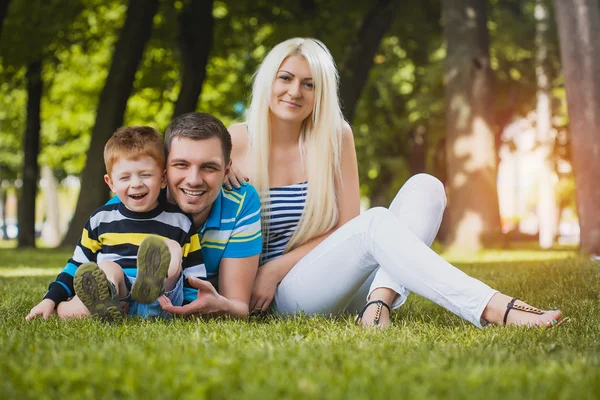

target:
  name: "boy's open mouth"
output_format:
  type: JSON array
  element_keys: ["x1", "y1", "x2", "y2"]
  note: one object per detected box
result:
[{"x1": 129, "y1": 193, "x2": 148, "y2": 200}]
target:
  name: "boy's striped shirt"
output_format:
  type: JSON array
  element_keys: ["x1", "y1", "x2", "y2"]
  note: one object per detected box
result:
[{"x1": 44, "y1": 199, "x2": 203, "y2": 304}]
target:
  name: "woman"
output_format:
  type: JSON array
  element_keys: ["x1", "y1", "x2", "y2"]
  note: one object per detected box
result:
[{"x1": 225, "y1": 37, "x2": 564, "y2": 328}]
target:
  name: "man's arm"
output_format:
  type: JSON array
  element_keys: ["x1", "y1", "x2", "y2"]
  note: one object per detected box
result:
[
  {"x1": 213, "y1": 255, "x2": 259, "y2": 317},
  {"x1": 159, "y1": 185, "x2": 262, "y2": 318}
]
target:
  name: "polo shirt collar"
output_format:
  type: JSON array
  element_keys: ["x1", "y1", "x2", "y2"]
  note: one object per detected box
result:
[{"x1": 202, "y1": 188, "x2": 223, "y2": 232}]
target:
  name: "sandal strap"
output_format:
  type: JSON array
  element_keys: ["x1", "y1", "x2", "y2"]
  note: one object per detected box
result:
[
  {"x1": 356, "y1": 300, "x2": 391, "y2": 326},
  {"x1": 503, "y1": 297, "x2": 544, "y2": 325}
]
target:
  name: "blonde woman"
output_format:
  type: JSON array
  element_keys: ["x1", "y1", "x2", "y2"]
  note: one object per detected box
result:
[{"x1": 223, "y1": 37, "x2": 565, "y2": 328}]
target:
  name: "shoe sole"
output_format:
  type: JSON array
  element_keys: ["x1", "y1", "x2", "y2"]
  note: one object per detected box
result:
[
  {"x1": 74, "y1": 262, "x2": 122, "y2": 321},
  {"x1": 132, "y1": 236, "x2": 170, "y2": 304}
]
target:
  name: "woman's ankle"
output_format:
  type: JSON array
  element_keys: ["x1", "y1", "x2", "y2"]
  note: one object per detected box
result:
[{"x1": 481, "y1": 293, "x2": 511, "y2": 325}]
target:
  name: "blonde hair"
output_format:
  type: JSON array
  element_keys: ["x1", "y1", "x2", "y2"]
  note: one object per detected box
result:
[{"x1": 246, "y1": 38, "x2": 344, "y2": 252}]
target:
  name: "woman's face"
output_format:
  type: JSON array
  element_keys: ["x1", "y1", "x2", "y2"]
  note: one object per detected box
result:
[{"x1": 269, "y1": 55, "x2": 316, "y2": 123}]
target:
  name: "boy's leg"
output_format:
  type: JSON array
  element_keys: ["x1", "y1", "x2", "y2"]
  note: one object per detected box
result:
[
  {"x1": 163, "y1": 239, "x2": 183, "y2": 291},
  {"x1": 74, "y1": 262, "x2": 122, "y2": 321},
  {"x1": 132, "y1": 236, "x2": 171, "y2": 304},
  {"x1": 56, "y1": 295, "x2": 90, "y2": 319}
]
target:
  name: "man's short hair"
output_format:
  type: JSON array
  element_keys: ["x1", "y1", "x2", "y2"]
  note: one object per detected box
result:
[
  {"x1": 164, "y1": 112, "x2": 232, "y2": 163},
  {"x1": 104, "y1": 126, "x2": 165, "y2": 175}
]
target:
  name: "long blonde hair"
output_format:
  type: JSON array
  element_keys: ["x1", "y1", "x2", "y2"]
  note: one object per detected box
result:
[{"x1": 246, "y1": 38, "x2": 344, "y2": 252}]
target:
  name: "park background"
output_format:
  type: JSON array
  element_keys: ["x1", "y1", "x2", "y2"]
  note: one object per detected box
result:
[{"x1": 0, "y1": 0, "x2": 599, "y2": 399}]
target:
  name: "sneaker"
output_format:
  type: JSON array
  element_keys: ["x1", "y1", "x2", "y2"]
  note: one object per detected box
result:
[
  {"x1": 74, "y1": 262, "x2": 122, "y2": 321},
  {"x1": 132, "y1": 236, "x2": 171, "y2": 304}
]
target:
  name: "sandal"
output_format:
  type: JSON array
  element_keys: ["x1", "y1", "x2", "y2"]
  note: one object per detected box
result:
[
  {"x1": 503, "y1": 297, "x2": 569, "y2": 328},
  {"x1": 355, "y1": 300, "x2": 391, "y2": 327}
]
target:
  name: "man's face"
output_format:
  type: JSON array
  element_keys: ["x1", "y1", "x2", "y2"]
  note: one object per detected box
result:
[
  {"x1": 166, "y1": 136, "x2": 230, "y2": 226},
  {"x1": 104, "y1": 156, "x2": 166, "y2": 213}
]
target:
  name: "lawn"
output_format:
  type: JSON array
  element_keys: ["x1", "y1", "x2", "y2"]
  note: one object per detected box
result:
[{"x1": 1, "y1": 246, "x2": 599, "y2": 399}]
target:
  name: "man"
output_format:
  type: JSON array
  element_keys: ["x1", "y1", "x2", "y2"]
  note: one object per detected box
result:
[
  {"x1": 157, "y1": 112, "x2": 261, "y2": 318},
  {"x1": 55, "y1": 112, "x2": 261, "y2": 319}
]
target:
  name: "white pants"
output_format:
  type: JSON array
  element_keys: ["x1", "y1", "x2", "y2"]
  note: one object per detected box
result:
[{"x1": 272, "y1": 174, "x2": 497, "y2": 327}]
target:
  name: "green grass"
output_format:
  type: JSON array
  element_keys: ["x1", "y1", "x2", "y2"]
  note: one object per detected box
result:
[{"x1": 1, "y1": 247, "x2": 599, "y2": 399}]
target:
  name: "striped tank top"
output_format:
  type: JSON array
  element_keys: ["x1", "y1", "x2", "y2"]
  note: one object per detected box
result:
[{"x1": 261, "y1": 182, "x2": 308, "y2": 265}]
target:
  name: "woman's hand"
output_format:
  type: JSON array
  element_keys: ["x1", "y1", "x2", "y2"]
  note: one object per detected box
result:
[
  {"x1": 25, "y1": 299, "x2": 55, "y2": 321},
  {"x1": 224, "y1": 163, "x2": 249, "y2": 190},
  {"x1": 249, "y1": 261, "x2": 282, "y2": 313},
  {"x1": 158, "y1": 277, "x2": 225, "y2": 316}
]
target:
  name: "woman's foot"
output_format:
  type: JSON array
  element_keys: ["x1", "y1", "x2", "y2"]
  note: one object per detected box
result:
[
  {"x1": 482, "y1": 293, "x2": 563, "y2": 327},
  {"x1": 357, "y1": 287, "x2": 397, "y2": 328},
  {"x1": 356, "y1": 300, "x2": 391, "y2": 328}
]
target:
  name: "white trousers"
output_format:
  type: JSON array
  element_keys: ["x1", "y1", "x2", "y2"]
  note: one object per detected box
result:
[{"x1": 272, "y1": 174, "x2": 497, "y2": 327}]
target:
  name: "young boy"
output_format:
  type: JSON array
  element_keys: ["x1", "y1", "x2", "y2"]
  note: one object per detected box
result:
[{"x1": 26, "y1": 126, "x2": 203, "y2": 321}]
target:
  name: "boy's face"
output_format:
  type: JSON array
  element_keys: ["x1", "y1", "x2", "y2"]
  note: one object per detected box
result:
[{"x1": 104, "y1": 155, "x2": 166, "y2": 213}]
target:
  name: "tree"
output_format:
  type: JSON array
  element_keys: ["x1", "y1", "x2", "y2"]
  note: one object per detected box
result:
[
  {"x1": 61, "y1": 0, "x2": 159, "y2": 246},
  {"x1": 172, "y1": 0, "x2": 215, "y2": 118},
  {"x1": 0, "y1": 0, "x2": 11, "y2": 38},
  {"x1": 535, "y1": 0, "x2": 557, "y2": 249},
  {"x1": 554, "y1": 0, "x2": 600, "y2": 256},
  {"x1": 338, "y1": 0, "x2": 400, "y2": 123},
  {"x1": 16, "y1": 60, "x2": 42, "y2": 247},
  {"x1": 442, "y1": 0, "x2": 502, "y2": 252}
]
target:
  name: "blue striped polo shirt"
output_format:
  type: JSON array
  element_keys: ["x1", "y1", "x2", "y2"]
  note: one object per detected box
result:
[{"x1": 182, "y1": 184, "x2": 262, "y2": 302}]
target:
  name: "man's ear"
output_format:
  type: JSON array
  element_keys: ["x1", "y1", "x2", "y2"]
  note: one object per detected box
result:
[
  {"x1": 104, "y1": 174, "x2": 114, "y2": 192},
  {"x1": 224, "y1": 159, "x2": 233, "y2": 177},
  {"x1": 160, "y1": 169, "x2": 167, "y2": 189}
]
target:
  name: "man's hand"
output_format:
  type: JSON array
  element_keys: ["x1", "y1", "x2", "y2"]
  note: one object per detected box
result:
[
  {"x1": 249, "y1": 261, "x2": 281, "y2": 313},
  {"x1": 158, "y1": 277, "x2": 225, "y2": 316},
  {"x1": 25, "y1": 299, "x2": 56, "y2": 321}
]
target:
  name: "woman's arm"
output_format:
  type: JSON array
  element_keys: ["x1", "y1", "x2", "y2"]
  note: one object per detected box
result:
[
  {"x1": 250, "y1": 122, "x2": 361, "y2": 311},
  {"x1": 224, "y1": 123, "x2": 250, "y2": 189}
]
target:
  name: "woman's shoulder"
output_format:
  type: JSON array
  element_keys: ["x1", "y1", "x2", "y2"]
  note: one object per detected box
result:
[
  {"x1": 341, "y1": 120, "x2": 352, "y2": 134},
  {"x1": 341, "y1": 120, "x2": 354, "y2": 142},
  {"x1": 228, "y1": 123, "x2": 248, "y2": 139},
  {"x1": 228, "y1": 122, "x2": 249, "y2": 154}
]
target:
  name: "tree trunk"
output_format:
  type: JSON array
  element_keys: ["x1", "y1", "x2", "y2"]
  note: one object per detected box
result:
[
  {"x1": 535, "y1": 0, "x2": 557, "y2": 249},
  {"x1": 0, "y1": 187, "x2": 7, "y2": 240},
  {"x1": 442, "y1": 0, "x2": 501, "y2": 252},
  {"x1": 172, "y1": 0, "x2": 214, "y2": 119},
  {"x1": 339, "y1": 0, "x2": 400, "y2": 123},
  {"x1": 409, "y1": 124, "x2": 427, "y2": 175},
  {"x1": 41, "y1": 165, "x2": 61, "y2": 247},
  {"x1": 0, "y1": 0, "x2": 12, "y2": 38},
  {"x1": 17, "y1": 60, "x2": 42, "y2": 248},
  {"x1": 61, "y1": 0, "x2": 159, "y2": 246},
  {"x1": 554, "y1": 0, "x2": 600, "y2": 256}
]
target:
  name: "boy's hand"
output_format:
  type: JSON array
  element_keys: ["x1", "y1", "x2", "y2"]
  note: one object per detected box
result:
[{"x1": 26, "y1": 299, "x2": 56, "y2": 321}]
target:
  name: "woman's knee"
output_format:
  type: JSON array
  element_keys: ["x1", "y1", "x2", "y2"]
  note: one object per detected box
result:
[
  {"x1": 361, "y1": 207, "x2": 394, "y2": 224},
  {"x1": 406, "y1": 173, "x2": 447, "y2": 208}
]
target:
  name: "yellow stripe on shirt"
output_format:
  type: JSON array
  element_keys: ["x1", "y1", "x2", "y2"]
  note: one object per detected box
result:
[
  {"x1": 182, "y1": 234, "x2": 202, "y2": 257},
  {"x1": 98, "y1": 232, "x2": 166, "y2": 247},
  {"x1": 81, "y1": 229, "x2": 102, "y2": 253}
]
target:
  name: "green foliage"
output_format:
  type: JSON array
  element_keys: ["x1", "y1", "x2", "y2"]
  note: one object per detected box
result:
[
  {"x1": 0, "y1": 0, "x2": 578, "y2": 212},
  {"x1": 1, "y1": 247, "x2": 599, "y2": 398}
]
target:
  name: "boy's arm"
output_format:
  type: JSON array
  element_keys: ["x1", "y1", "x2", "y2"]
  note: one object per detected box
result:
[{"x1": 43, "y1": 219, "x2": 101, "y2": 305}]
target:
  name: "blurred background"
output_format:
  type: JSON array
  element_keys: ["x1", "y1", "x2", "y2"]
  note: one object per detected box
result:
[{"x1": 1, "y1": 0, "x2": 599, "y2": 255}]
